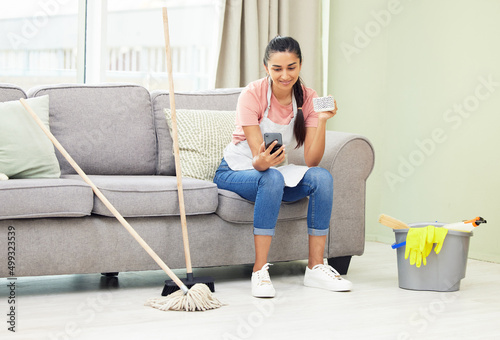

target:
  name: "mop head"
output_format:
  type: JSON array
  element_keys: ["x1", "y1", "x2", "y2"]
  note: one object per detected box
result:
[{"x1": 145, "y1": 283, "x2": 223, "y2": 312}]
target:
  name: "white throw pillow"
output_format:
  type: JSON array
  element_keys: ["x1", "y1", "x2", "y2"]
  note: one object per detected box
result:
[{"x1": 164, "y1": 108, "x2": 236, "y2": 181}]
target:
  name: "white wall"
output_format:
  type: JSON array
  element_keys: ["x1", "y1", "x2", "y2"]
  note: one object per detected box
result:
[{"x1": 327, "y1": 0, "x2": 500, "y2": 262}]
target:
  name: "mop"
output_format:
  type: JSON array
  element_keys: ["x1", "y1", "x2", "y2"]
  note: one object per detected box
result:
[
  {"x1": 159, "y1": 7, "x2": 215, "y2": 296},
  {"x1": 19, "y1": 96, "x2": 221, "y2": 312}
]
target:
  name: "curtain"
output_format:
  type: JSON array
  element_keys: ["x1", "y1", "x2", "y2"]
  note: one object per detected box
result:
[{"x1": 214, "y1": 0, "x2": 323, "y2": 93}]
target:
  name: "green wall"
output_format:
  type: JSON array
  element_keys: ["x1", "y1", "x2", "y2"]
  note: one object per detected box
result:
[{"x1": 327, "y1": 0, "x2": 500, "y2": 262}]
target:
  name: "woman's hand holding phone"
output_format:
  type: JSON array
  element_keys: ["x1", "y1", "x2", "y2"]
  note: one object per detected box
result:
[
  {"x1": 253, "y1": 141, "x2": 285, "y2": 170},
  {"x1": 245, "y1": 129, "x2": 285, "y2": 171},
  {"x1": 264, "y1": 140, "x2": 285, "y2": 164}
]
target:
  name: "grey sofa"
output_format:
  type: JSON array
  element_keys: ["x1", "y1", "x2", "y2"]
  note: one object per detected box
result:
[{"x1": 0, "y1": 83, "x2": 374, "y2": 279}]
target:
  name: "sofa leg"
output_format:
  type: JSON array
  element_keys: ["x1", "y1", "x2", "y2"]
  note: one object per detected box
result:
[
  {"x1": 327, "y1": 256, "x2": 351, "y2": 275},
  {"x1": 101, "y1": 272, "x2": 119, "y2": 277}
]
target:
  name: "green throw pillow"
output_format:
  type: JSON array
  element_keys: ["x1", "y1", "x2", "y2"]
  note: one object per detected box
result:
[
  {"x1": 0, "y1": 95, "x2": 61, "y2": 179},
  {"x1": 164, "y1": 108, "x2": 236, "y2": 181}
]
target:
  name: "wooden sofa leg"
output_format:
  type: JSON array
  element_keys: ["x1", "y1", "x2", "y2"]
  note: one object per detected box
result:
[
  {"x1": 101, "y1": 272, "x2": 119, "y2": 277},
  {"x1": 327, "y1": 256, "x2": 352, "y2": 275}
]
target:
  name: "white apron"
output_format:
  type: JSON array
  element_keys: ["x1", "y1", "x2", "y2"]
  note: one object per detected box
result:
[{"x1": 223, "y1": 78, "x2": 309, "y2": 187}]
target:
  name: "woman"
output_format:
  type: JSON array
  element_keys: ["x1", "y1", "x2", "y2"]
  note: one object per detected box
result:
[{"x1": 214, "y1": 36, "x2": 351, "y2": 298}]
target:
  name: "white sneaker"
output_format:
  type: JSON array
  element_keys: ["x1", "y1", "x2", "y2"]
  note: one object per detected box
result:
[
  {"x1": 304, "y1": 264, "x2": 352, "y2": 292},
  {"x1": 251, "y1": 263, "x2": 276, "y2": 298}
]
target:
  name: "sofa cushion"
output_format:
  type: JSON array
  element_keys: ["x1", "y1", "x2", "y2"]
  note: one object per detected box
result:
[
  {"x1": 164, "y1": 109, "x2": 236, "y2": 181},
  {"x1": 62, "y1": 175, "x2": 218, "y2": 217},
  {"x1": 215, "y1": 189, "x2": 309, "y2": 223},
  {"x1": 28, "y1": 84, "x2": 157, "y2": 176},
  {"x1": 0, "y1": 95, "x2": 61, "y2": 179},
  {"x1": 151, "y1": 88, "x2": 242, "y2": 176},
  {"x1": 0, "y1": 178, "x2": 93, "y2": 219}
]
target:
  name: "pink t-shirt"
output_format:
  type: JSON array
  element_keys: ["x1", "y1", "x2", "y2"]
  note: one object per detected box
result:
[{"x1": 232, "y1": 77, "x2": 319, "y2": 144}]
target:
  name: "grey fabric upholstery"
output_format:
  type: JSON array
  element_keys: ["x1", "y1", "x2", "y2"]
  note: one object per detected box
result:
[
  {"x1": 28, "y1": 84, "x2": 157, "y2": 176},
  {"x1": 0, "y1": 215, "x2": 311, "y2": 276},
  {"x1": 0, "y1": 84, "x2": 26, "y2": 102},
  {"x1": 62, "y1": 175, "x2": 218, "y2": 217},
  {"x1": 0, "y1": 178, "x2": 93, "y2": 219},
  {"x1": 150, "y1": 88, "x2": 242, "y2": 176}
]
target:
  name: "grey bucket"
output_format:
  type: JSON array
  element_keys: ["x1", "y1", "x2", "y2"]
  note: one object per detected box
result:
[{"x1": 393, "y1": 222, "x2": 472, "y2": 292}]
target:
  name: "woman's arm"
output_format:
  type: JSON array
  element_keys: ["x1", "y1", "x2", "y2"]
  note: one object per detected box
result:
[
  {"x1": 243, "y1": 125, "x2": 286, "y2": 171},
  {"x1": 303, "y1": 100, "x2": 338, "y2": 167}
]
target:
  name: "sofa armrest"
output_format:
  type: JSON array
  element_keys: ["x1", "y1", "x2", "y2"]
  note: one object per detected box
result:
[{"x1": 288, "y1": 131, "x2": 375, "y2": 257}]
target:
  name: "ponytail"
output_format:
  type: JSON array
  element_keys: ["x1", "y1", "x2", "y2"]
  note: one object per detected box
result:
[{"x1": 293, "y1": 77, "x2": 306, "y2": 148}]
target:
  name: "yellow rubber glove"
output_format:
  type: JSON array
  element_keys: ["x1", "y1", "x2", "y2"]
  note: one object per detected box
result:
[
  {"x1": 423, "y1": 225, "x2": 436, "y2": 261},
  {"x1": 422, "y1": 226, "x2": 449, "y2": 264},
  {"x1": 431, "y1": 227, "x2": 448, "y2": 254},
  {"x1": 405, "y1": 227, "x2": 428, "y2": 268}
]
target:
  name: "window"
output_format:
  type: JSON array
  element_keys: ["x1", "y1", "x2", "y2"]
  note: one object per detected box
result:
[
  {"x1": 105, "y1": 0, "x2": 219, "y2": 91},
  {"x1": 0, "y1": 0, "x2": 81, "y2": 90},
  {"x1": 0, "y1": 0, "x2": 220, "y2": 91}
]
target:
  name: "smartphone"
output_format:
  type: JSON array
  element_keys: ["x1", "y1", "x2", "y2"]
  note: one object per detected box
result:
[{"x1": 264, "y1": 132, "x2": 283, "y2": 156}]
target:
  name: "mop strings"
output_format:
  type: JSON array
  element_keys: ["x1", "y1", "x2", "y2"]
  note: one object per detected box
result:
[{"x1": 145, "y1": 283, "x2": 223, "y2": 311}]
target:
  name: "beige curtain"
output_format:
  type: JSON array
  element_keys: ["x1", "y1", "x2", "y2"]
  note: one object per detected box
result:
[{"x1": 214, "y1": 0, "x2": 323, "y2": 93}]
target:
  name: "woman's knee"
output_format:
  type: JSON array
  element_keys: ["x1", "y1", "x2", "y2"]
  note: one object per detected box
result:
[
  {"x1": 259, "y1": 169, "x2": 285, "y2": 188},
  {"x1": 306, "y1": 167, "x2": 333, "y2": 189}
]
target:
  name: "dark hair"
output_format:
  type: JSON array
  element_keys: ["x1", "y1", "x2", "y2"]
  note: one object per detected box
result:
[{"x1": 263, "y1": 36, "x2": 306, "y2": 148}]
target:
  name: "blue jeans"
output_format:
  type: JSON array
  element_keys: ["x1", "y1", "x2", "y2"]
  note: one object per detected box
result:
[{"x1": 213, "y1": 159, "x2": 333, "y2": 236}]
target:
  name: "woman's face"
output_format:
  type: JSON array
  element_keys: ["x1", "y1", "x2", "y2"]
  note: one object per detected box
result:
[{"x1": 264, "y1": 51, "x2": 302, "y2": 94}]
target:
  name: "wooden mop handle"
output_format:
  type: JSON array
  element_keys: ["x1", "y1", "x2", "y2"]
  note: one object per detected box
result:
[
  {"x1": 19, "y1": 98, "x2": 187, "y2": 292},
  {"x1": 162, "y1": 7, "x2": 193, "y2": 274}
]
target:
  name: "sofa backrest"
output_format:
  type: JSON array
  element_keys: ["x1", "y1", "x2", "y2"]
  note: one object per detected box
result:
[
  {"x1": 151, "y1": 88, "x2": 242, "y2": 175},
  {"x1": 29, "y1": 84, "x2": 157, "y2": 175},
  {"x1": 2, "y1": 83, "x2": 242, "y2": 177},
  {"x1": 0, "y1": 84, "x2": 27, "y2": 102}
]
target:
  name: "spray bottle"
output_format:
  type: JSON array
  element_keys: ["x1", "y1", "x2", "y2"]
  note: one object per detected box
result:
[{"x1": 443, "y1": 217, "x2": 487, "y2": 232}]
